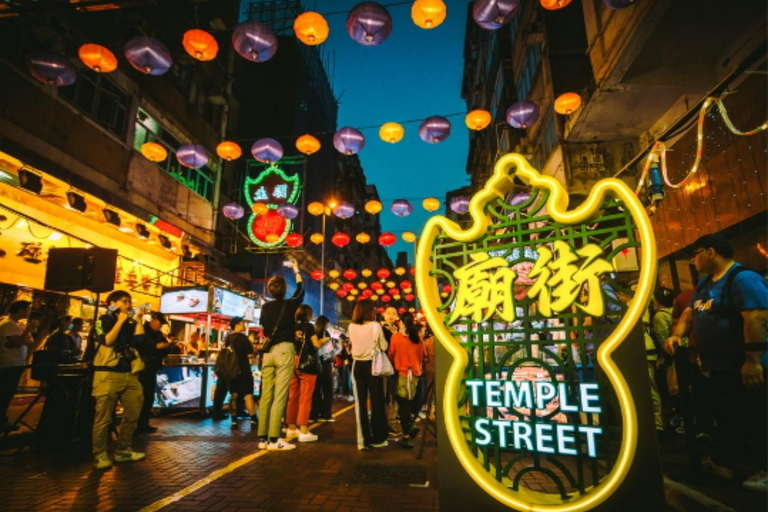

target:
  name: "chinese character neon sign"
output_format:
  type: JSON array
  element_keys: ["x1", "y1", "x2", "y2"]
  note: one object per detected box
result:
[
  {"x1": 416, "y1": 153, "x2": 656, "y2": 511},
  {"x1": 243, "y1": 165, "x2": 301, "y2": 248}
]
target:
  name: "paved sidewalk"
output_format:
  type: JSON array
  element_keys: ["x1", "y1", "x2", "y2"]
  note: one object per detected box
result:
[{"x1": 0, "y1": 400, "x2": 439, "y2": 512}]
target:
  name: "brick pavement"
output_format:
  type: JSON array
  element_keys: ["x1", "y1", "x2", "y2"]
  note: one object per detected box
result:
[{"x1": 0, "y1": 400, "x2": 440, "y2": 512}]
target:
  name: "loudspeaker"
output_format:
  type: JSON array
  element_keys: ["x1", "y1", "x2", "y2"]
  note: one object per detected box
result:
[{"x1": 44, "y1": 248, "x2": 117, "y2": 292}]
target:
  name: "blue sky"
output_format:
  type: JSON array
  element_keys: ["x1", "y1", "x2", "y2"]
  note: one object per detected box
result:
[{"x1": 320, "y1": 0, "x2": 471, "y2": 263}]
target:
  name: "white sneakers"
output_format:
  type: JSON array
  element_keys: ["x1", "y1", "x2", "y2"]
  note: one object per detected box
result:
[
  {"x1": 298, "y1": 432, "x2": 318, "y2": 443},
  {"x1": 267, "y1": 438, "x2": 296, "y2": 451},
  {"x1": 742, "y1": 470, "x2": 768, "y2": 492},
  {"x1": 285, "y1": 427, "x2": 301, "y2": 438},
  {"x1": 93, "y1": 452, "x2": 112, "y2": 470},
  {"x1": 114, "y1": 449, "x2": 146, "y2": 463}
]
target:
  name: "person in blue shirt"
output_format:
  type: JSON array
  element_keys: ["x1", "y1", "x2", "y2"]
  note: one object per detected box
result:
[{"x1": 665, "y1": 234, "x2": 767, "y2": 491}]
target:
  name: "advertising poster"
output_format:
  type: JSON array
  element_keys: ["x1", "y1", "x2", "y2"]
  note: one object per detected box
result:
[{"x1": 159, "y1": 288, "x2": 209, "y2": 314}]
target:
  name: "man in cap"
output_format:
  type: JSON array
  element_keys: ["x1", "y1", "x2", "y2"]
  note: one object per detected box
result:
[{"x1": 137, "y1": 311, "x2": 170, "y2": 433}]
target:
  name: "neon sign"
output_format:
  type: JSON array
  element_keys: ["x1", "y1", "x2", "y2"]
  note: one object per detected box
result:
[
  {"x1": 416, "y1": 154, "x2": 656, "y2": 511},
  {"x1": 243, "y1": 165, "x2": 301, "y2": 248}
]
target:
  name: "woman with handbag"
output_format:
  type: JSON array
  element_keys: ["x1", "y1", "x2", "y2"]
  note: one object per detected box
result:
[
  {"x1": 285, "y1": 305, "x2": 324, "y2": 442},
  {"x1": 349, "y1": 300, "x2": 389, "y2": 450},
  {"x1": 387, "y1": 312, "x2": 425, "y2": 449}
]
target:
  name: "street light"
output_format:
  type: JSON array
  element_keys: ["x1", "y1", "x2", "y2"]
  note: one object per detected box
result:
[{"x1": 320, "y1": 199, "x2": 337, "y2": 316}]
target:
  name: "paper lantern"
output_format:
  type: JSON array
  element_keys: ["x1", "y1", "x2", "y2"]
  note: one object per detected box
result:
[
  {"x1": 294, "y1": 11, "x2": 329, "y2": 45},
  {"x1": 336, "y1": 290, "x2": 348, "y2": 298},
  {"x1": 465, "y1": 109, "x2": 492, "y2": 130},
  {"x1": 277, "y1": 204, "x2": 299, "y2": 219},
  {"x1": 343, "y1": 269, "x2": 357, "y2": 280},
  {"x1": 365, "y1": 200, "x2": 382, "y2": 214},
  {"x1": 333, "y1": 201, "x2": 355, "y2": 219},
  {"x1": 310, "y1": 233, "x2": 324, "y2": 244},
  {"x1": 362, "y1": 289, "x2": 373, "y2": 298},
  {"x1": 398, "y1": 307, "x2": 407, "y2": 315},
  {"x1": 402, "y1": 232, "x2": 416, "y2": 243},
  {"x1": 348, "y1": 295, "x2": 357, "y2": 301},
  {"x1": 251, "y1": 138, "x2": 283, "y2": 163},
  {"x1": 251, "y1": 202, "x2": 269, "y2": 215},
  {"x1": 140, "y1": 142, "x2": 167, "y2": 162},
  {"x1": 377, "y1": 268, "x2": 390, "y2": 280},
  {"x1": 183, "y1": 29, "x2": 219, "y2": 61},
  {"x1": 78, "y1": 44, "x2": 117, "y2": 73},
  {"x1": 371, "y1": 281, "x2": 383, "y2": 290},
  {"x1": 422, "y1": 197, "x2": 440, "y2": 212},
  {"x1": 342, "y1": 282, "x2": 355, "y2": 292},
  {"x1": 332, "y1": 232, "x2": 351, "y2": 247},
  {"x1": 265, "y1": 233, "x2": 280, "y2": 243},
  {"x1": 389, "y1": 288, "x2": 400, "y2": 296},
  {"x1": 395, "y1": 267, "x2": 406, "y2": 276},
  {"x1": 124, "y1": 36, "x2": 172, "y2": 75},
  {"x1": 286, "y1": 233, "x2": 303, "y2": 247},
  {"x1": 222, "y1": 202, "x2": 245, "y2": 220},
  {"x1": 472, "y1": 0, "x2": 520, "y2": 29},
  {"x1": 177, "y1": 144, "x2": 209, "y2": 169},
  {"x1": 232, "y1": 21, "x2": 278, "y2": 62},
  {"x1": 346, "y1": 2, "x2": 392, "y2": 46},
  {"x1": 379, "y1": 232, "x2": 396, "y2": 247},
  {"x1": 540, "y1": 0, "x2": 573, "y2": 10},
  {"x1": 308, "y1": 202, "x2": 325, "y2": 216},
  {"x1": 216, "y1": 141, "x2": 242, "y2": 161},
  {"x1": 554, "y1": 92, "x2": 582, "y2": 115},
  {"x1": 328, "y1": 269, "x2": 340, "y2": 279},
  {"x1": 391, "y1": 200, "x2": 413, "y2": 217},
  {"x1": 410, "y1": 267, "x2": 416, "y2": 276},
  {"x1": 507, "y1": 101, "x2": 540, "y2": 129},
  {"x1": 411, "y1": 0, "x2": 447, "y2": 29},
  {"x1": 450, "y1": 196, "x2": 470, "y2": 214},
  {"x1": 381, "y1": 295, "x2": 391, "y2": 303},
  {"x1": 602, "y1": 0, "x2": 636, "y2": 8},
  {"x1": 385, "y1": 281, "x2": 396, "y2": 289},
  {"x1": 378, "y1": 122, "x2": 404, "y2": 144},
  {"x1": 26, "y1": 53, "x2": 77, "y2": 86},
  {"x1": 419, "y1": 116, "x2": 451, "y2": 143},
  {"x1": 442, "y1": 284, "x2": 452, "y2": 293},
  {"x1": 296, "y1": 134, "x2": 321, "y2": 155},
  {"x1": 400, "y1": 280, "x2": 412, "y2": 290},
  {"x1": 356, "y1": 232, "x2": 371, "y2": 244},
  {"x1": 329, "y1": 282, "x2": 340, "y2": 291},
  {"x1": 358, "y1": 282, "x2": 368, "y2": 289},
  {"x1": 333, "y1": 127, "x2": 365, "y2": 155},
  {"x1": 359, "y1": 269, "x2": 371, "y2": 278},
  {"x1": 405, "y1": 294, "x2": 415, "y2": 302},
  {"x1": 311, "y1": 270, "x2": 324, "y2": 280}
]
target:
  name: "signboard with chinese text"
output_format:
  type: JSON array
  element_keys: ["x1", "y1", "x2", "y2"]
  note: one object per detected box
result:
[
  {"x1": 416, "y1": 154, "x2": 664, "y2": 511},
  {"x1": 244, "y1": 165, "x2": 301, "y2": 248}
]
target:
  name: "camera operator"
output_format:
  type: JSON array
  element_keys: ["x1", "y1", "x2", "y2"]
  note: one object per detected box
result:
[{"x1": 91, "y1": 290, "x2": 146, "y2": 470}]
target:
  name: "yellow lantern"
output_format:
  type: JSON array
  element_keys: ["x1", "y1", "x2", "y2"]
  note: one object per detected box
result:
[
  {"x1": 308, "y1": 202, "x2": 325, "y2": 216},
  {"x1": 408, "y1": 307, "x2": 416, "y2": 313},
  {"x1": 310, "y1": 233, "x2": 324, "y2": 244},
  {"x1": 376, "y1": 289, "x2": 385, "y2": 295},
  {"x1": 182, "y1": 29, "x2": 219, "y2": 61},
  {"x1": 346, "y1": 295, "x2": 355, "y2": 302},
  {"x1": 265, "y1": 233, "x2": 280, "y2": 243},
  {"x1": 293, "y1": 12, "x2": 329, "y2": 46},
  {"x1": 141, "y1": 142, "x2": 167, "y2": 162},
  {"x1": 328, "y1": 269, "x2": 340, "y2": 279},
  {"x1": 361, "y1": 268, "x2": 372, "y2": 277},
  {"x1": 251, "y1": 202, "x2": 269, "y2": 215},
  {"x1": 358, "y1": 282, "x2": 368, "y2": 289},
  {"x1": 356, "y1": 232, "x2": 371, "y2": 244},
  {"x1": 393, "y1": 294, "x2": 401, "y2": 300},
  {"x1": 370, "y1": 295, "x2": 378, "y2": 302},
  {"x1": 386, "y1": 281, "x2": 395, "y2": 288},
  {"x1": 422, "y1": 197, "x2": 440, "y2": 212},
  {"x1": 554, "y1": 92, "x2": 582, "y2": 115},
  {"x1": 78, "y1": 44, "x2": 118, "y2": 73},
  {"x1": 350, "y1": 289, "x2": 359, "y2": 296},
  {"x1": 402, "y1": 231, "x2": 416, "y2": 243},
  {"x1": 378, "y1": 122, "x2": 405, "y2": 144},
  {"x1": 465, "y1": 109, "x2": 492, "y2": 130},
  {"x1": 329, "y1": 282, "x2": 340, "y2": 290},
  {"x1": 216, "y1": 141, "x2": 242, "y2": 161},
  {"x1": 364, "y1": 200, "x2": 382, "y2": 214},
  {"x1": 296, "y1": 134, "x2": 321, "y2": 155},
  {"x1": 411, "y1": 0, "x2": 447, "y2": 29},
  {"x1": 395, "y1": 267, "x2": 406, "y2": 276}
]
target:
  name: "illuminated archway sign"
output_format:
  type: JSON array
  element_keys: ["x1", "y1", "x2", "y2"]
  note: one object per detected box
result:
[
  {"x1": 416, "y1": 154, "x2": 657, "y2": 511},
  {"x1": 244, "y1": 165, "x2": 301, "y2": 247}
]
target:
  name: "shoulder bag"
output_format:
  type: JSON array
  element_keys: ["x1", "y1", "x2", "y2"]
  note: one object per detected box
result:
[
  {"x1": 255, "y1": 301, "x2": 287, "y2": 354},
  {"x1": 372, "y1": 326, "x2": 394, "y2": 377},
  {"x1": 297, "y1": 328, "x2": 321, "y2": 375}
]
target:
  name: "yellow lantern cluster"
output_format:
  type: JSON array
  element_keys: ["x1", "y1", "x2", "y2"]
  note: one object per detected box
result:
[
  {"x1": 296, "y1": 134, "x2": 321, "y2": 155},
  {"x1": 216, "y1": 141, "x2": 242, "y2": 161},
  {"x1": 422, "y1": 197, "x2": 440, "y2": 212},
  {"x1": 182, "y1": 29, "x2": 219, "y2": 61},
  {"x1": 356, "y1": 232, "x2": 371, "y2": 244},
  {"x1": 293, "y1": 12, "x2": 329, "y2": 46},
  {"x1": 411, "y1": 0, "x2": 447, "y2": 29},
  {"x1": 465, "y1": 109, "x2": 492, "y2": 130},
  {"x1": 328, "y1": 269, "x2": 340, "y2": 279},
  {"x1": 402, "y1": 232, "x2": 416, "y2": 243},
  {"x1": 307, "y1": 202, "x2": 325, "y2": 216},
  {"x1": 379, "y1": 122, "x2": 405, "y2": 144},
  {"x1": 140, "y1": 142, "x2": 167, "y2": 162},
  {"x1": 365, "y1": 200, "x2": 382, "y2": 214},
  {"x1": 310, "y1": 233, "x2": 324, "y2": 244},
  {"x1": 554, "y1": 92, "x2": 582, "y2": 115}
]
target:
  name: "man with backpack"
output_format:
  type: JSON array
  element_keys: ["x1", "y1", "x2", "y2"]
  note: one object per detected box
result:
[
  {"x1": 665, "y1": 233, "x2": 768, "y2": 490},
  {"x1": 216, "y1": 317, "x2": 257, "y2": 431}
]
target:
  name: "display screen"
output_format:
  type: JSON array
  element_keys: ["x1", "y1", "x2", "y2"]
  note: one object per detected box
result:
[
  {"x1": 154, "y1": 365, "x2": 262, "y2": 408},
  {"x1": 159, "y1": 288, "x2": 210, "y2": 314},
  {"x1": 212, "y1": 287, "x2": 256, "y2": 321}
]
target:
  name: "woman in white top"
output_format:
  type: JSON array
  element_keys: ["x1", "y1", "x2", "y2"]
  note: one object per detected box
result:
[{"x1": 348, "y1": 300, "x2": 388, "y2": 450}]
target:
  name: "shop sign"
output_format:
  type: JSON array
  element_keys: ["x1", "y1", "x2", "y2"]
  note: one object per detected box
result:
[{"x1": 416, "y1": 154, "x2": 656, "y2": 510}]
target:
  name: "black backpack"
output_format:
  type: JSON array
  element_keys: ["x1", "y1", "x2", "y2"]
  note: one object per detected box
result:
[{"x1": 215, "y1": 337, "x2": 241, "y2": 382}]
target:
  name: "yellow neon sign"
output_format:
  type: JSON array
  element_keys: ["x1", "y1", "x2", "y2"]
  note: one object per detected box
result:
[{"x1": 416, "y1": 153, "x2": 656, "y2": 511}]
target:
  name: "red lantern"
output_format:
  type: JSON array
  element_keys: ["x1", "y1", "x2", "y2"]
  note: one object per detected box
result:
[
  {"x1": 361, "y1": 289, "x2": 373, "y2": 298},
  {"x1": 442, "y1": 284, "x2": 452, "y2": 293},
  {"x1": 342, "y1": 282, "x2": 355, "y2": 292},
  {"x1": 405, "y1": 294, "x2": 415, "y2": 301},
  {"x1": 381, "y1": 295, "x2": 391, "y2": 303},
  {"x1": 343, "y1": 269, "x2": 357, "y2": 280},
  {"x1": 332, "y1": 232, "x2": 351, "y2": 247},
  {"x1": 376, "y1": 307, "x2": 385, "y2": 314},
  {"x1": 398, "y1": 308, "x2": 407, "y2": 315},
  {"x1": 370, "y1": 281, "x2": 383, "y2": 291},
  {"x1": 336, "y1": 290, "x2": 347, "y2": 298},
  {"x1": 409, "y1": 267, "x2": 416, "y2": 276},
  {"x1": 311, "y1": 270, "x2": 324, "y2": 280},
  {"x1": 388, "y1": 288, "x2": 399, "y2": 296},
  {"x1": 399, "y1": 280, "x2": 412, "y2": 290},
  {"x1": 377, "y1": 268, "x2": 391, "y2": 280},
  {"x1": 286, "y1": 233, "x2": 303, "y2": 248},
  {"x1": 379, "y1": 232, "x2": 396, "y2": 247}
]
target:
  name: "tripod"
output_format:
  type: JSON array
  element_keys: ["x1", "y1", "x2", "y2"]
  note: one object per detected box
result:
[{"x1": 415, "y1": 378, "x2": 437, "y2": 460}]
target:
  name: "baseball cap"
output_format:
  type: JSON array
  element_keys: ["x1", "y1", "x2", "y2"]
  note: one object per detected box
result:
[
  {"x1": 151, "y1": 312, "x2": 168, "y2": 325},
  {"x1": 690, "y1": 233, "x2": 733, "y2": 258}
]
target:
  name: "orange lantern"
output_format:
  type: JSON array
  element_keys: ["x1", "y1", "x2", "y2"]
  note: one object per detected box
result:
[
  {"x1": 465, "y1": 109, "x2": 492, "y2": 130},
  {"x1": 310, "y1": 233, "x2": 324, "y2": 244},
  {"x1": 411, "y1": 0, "x2": 447, "y2": 29},
  {"x1": 365, "y1": 200, "x2": 383, "y2": 214},
  {"x1": 311, "y1": 270, "x2": 324, "y2": 280},
  {"x1": 286, "y1": 233, "x2": 303, "y2": 247},
  {"x1": 296, "y1": 134, "x2": 321, "y2": 155},
  {"x1": 540, "y1": 0, "x2": 572, "y2": 9},
  {"x1": 332, "y1": 232, "x2": 350, "y2": 247},
  {"x1": 361, "y1": 268, "x2": 372, "y2": 277},
  {"x1": 554, "y1": 92, "x2": 582, "y2": 115},
  {"x1": 216, "y1": 141, "x2": 242, "y2": 161},
  {"x1": 328, "y1": 269, "x2": 340, "y2": 279},
  {"x1": 378, "y1": 122, "x2": 404, "y2": 144},
  {"x1": 356, "y1": 232, "x2": 371, "y2": 244},
  {"x1": 402, "y1": 231, "x2": 416, "y2": 243},
  {"x1": 251, "y1": 202, "x2": 269, "y2": 215},
  {"x1": 308, "y1": 202, "x2": 325, "y2": 216},
  {"x1": 141, "y1": 142, "x2": 167, "y2": 162},
  {"x1": 265, "y1": 233, "x2": 280, "y2": 243},
  {"x1": 422, "y1": 197, "x2": 440, "y2": 212},
  {"x1": 183, "y1": 29, "x2": 219, "y2": 61},
  {"x1": 293, "y1": 12, "x2": 329, "y2": 46},
  {"x1": 78, "y1": 44, "x2": 118, "y2": 73}
]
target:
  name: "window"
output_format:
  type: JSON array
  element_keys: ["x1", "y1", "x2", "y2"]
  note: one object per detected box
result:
[
  {"x1": 532, "y1": 105, "x2": 557, "y2": 169},
  {"x1": 515, "y1": 45, "x2": 542, "y2": 101},
  {"x1": 58, "y1": 68, "x2": 129, "y2": 138},
  {"x1": 133, "y1": 108, "x2": 217, "y2": 202}
]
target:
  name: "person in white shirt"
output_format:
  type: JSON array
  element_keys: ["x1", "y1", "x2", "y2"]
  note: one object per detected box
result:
[{"x1": 0, "y1": 300, "x2": 37, "y2": 432}]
